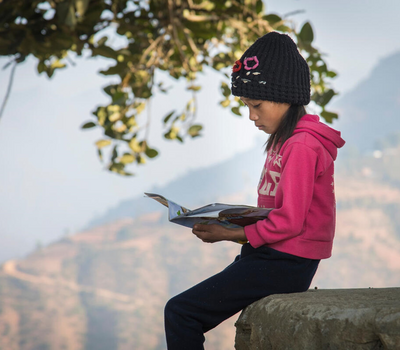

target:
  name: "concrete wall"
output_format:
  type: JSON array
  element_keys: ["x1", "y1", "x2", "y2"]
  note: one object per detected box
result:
[{"x1": 235, "y1": 288, "x2": 400, "y2": 350}]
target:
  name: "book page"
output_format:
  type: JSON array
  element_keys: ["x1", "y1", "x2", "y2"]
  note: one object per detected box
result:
[
  {"x1": 170, "y1": 216, "x2": 242, "y2": 229},
  {"x1": 167, "y1": 200, "x2": 187, "y2": 221},
  {"x1": 144, "y1": 192, "x2": 272, "y2": 229},
  {"x1": 144, "y1": 192, "x2": 190, "y2": 217}
]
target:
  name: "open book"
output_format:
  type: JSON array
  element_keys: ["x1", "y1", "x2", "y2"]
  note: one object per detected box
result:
[{"x1": 144, "y1": 193, "x2": 272, "y2": 229}]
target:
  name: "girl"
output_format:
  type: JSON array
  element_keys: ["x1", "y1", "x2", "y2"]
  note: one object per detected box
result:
[{"x1": 164, "y1": 31, "x2": 345, "y2": 349}]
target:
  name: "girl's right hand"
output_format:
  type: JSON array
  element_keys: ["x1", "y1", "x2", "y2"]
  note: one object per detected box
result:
[{"x1": 192, "y1": 224, "x2": 247, "y2": 243}]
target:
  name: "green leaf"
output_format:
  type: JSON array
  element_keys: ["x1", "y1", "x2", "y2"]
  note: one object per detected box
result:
[
  {"x1": 97, "y1": 36, "x2": 108, "y2": 46},
  {"x1": 81, "y1": 122, "x2": 97, "y2": 129},
  {"x1": 120, "y1": 153, "x2": 135, "y2": 164},
  {"x1": 119, "y1": 170, "x2": 134, "y2": 176},
  {"x1": 103, "y1": 85, "x2": 118, "y2": 97},
  {"x1": 299, "y1": 22, "x2": 314, "y2": 45},
  {"x1": 187, "y1": 85, "x2": 201, "y2": 91},
  {"x1": 109, "y1": 112, "x2": 121, "y2": 122},
  {"x1": 45, "y1": 67, "x2": 55, "y2": 78},
  {"x1": 126, "y1": 116, "x2": 137, "y2": 128},
  {"x1": 276, "y1": 24, "x2": 290, "y2": 33},
  {"x1": 136, "y1": 102, "x2": 146, "y2": 114},
  {"x1": 220, "y1": 82, "x2": 231, "y2": 97},
  {"x1": 237, "y1": 99, "x2": 245, "y2": 106},
  {"x1": 91, "y1": 45, "x2": 117, "y2": 60},
  {"x1": 95, "y1": 139, "x2": 112, "y2": 149},
  {"x1": 326, "y1": 71, "x2": 337, "y2": 78},
  {"x1": 145, "y1": 147, "x2": 159, "y2": 158},
  {"x1": 255, "y1": 0, "x2": 264, "y2": 13},
  {"x1": 202, "y1": 1, "x2": 215, "y2": 11},
  {"x1": 128, "y1": 138, "x2": 142, "y2": 153},
  {"x1": 109, "y1": 162, "x2": 124, "y2": 172},
  {"x1": 95, "y1": 107, "x2": 107, "y2": 126},
  {"x1": 112, "y1": 91, "x2": 127, "y2": 105},
  {"x1": 37, "y1": 61, "x2": 45, "y2": 74},
  {"x1": 231, "y1": 106, "x2": 241, "y2": 116},
  {"x1": 186, "y1": 98, "x2": 195, "y2": 112},
  {"x1": 164, "y1": 131, "x2": 173, "y2": 140},
  {"x1": 97, "y1": 148, "x2": 103, "y2": 162},
  {"x1": 111, "y1": 145, "x2": 118, "y2": 161},
  {"x1": 136, "y1": 155, "x2": 146, "y2": 164},
  {"x1": 188, "y1": 124, "x2": 203, "y2": 137},
  {"x1": 104, "y1": 128, "x2": 120, "y2": 139},
  {"x1": 99, "y1": 64, "x2": 122, "y2": 76},
  {"x1": 320, "y1": 110, "x2": 338, "y2": 124},
  {"x1": 163, "y1": 110, "x2": 175, "y2": 124},
  {"x1": 214, "y1": 62, "x2": 226, "y2": 70},
  {"x1": 64, "y1": 3, "x2": 77, "y2": 28},
  {"x1": 56, "y1": 2, "x2": 74, "y2": 26},
  {"x1": 75, "y1": 0, "x2": 90, "y2": 17},
  {"x1": 264, "y1": 14, "x2": 282, "y2": 25},
  {"x1": 315, "y1": 63, "x2": 328, "y2": 74},
  {"x1": 220, "y1": 99, "x2": 230, "y2": 108},
  {"x1": 312, "y1": 89, "x2": 337, "y2": 107},
  {"x1": 319, "y1": 89, "x2": 336, "y2": 106}
]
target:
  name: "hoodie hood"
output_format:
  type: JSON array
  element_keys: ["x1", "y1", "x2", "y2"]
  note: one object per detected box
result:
[{"x1": 292, "y1": 114, "x2": 345, "y2": 160}]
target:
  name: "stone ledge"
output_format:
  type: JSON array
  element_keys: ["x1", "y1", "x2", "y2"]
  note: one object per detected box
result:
[{"x1": 235, "y1": 288, "x2": 400, "y2": 350}]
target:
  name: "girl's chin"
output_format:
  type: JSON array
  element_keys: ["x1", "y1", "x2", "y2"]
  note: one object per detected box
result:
[{"x1": 258, "y1": 127, "x2": 271, "y2": 134}]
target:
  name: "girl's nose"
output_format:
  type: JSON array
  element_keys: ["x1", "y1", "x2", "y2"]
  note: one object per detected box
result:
[{"x1": 249, "y1": 112, "x2": 258, "y2": 121}]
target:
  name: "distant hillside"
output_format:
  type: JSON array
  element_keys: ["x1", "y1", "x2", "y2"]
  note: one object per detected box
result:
[
  {"x1": 332, "y1": 50, "x2": 400, "y2": 153},
  {"x1": 0, "y1": 217, "x2": 241, "y2": 350},
  {"x1": 316, "y1": 175, "x2": 400, "y2": 288}
]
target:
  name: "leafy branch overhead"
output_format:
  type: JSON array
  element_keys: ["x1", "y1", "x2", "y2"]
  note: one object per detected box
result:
[{"x1": 0, "y1": 0, "x2": 339, "y2": 176}]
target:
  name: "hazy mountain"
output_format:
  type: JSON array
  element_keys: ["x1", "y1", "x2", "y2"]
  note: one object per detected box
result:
[
  {"x1": 0, "y1": 216, "x2": 241, "y2": 350},
  {"x1": 332, "y1": 50, "x2": 400, "y2": 153}
]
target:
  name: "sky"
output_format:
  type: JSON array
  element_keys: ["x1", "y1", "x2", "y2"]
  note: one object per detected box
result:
[{"x1": 1, "y1": 0, "x2": 400, "y2": 262}]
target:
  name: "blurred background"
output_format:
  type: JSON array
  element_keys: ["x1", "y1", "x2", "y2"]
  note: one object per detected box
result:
[{"x1": 1, "y1": 0, "x2": 400, "y2": 349}]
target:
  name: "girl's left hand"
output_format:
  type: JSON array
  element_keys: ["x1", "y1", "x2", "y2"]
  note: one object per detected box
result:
[{"x1": 192, "y1": 224, "x2": 247, "y2": 243}]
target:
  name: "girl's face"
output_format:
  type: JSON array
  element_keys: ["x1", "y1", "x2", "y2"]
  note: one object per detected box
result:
[{"x1": 241, "y1": 97, "x2": 290, "y2": 134}]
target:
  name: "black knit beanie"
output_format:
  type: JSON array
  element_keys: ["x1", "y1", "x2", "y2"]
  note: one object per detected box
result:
[{"x1": 231, "y1": 32, "x2": 311, "y2": 105}]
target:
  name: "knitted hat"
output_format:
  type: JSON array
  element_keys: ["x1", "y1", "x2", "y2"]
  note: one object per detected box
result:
[{"x1": 231, "y1": 32, "x2": 311, "y2": 105}]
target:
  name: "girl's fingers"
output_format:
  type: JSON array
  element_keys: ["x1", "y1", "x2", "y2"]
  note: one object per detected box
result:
[
  {"x1": 194, "y1": 224, "x2": 220, "y2": 232},
  {"x1": 192, "y1": 229, "x2": 214, "y2": 242}
]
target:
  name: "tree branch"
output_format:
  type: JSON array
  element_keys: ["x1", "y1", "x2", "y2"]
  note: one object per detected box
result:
[
  {"x1": 0, "y1": 60, "x2": 17, "y2": 123},
  {"x1": 167, "y1": 0, "x2": 192, "y2": 74}
]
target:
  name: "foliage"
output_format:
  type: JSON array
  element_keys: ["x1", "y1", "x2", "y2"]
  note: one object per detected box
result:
[{"x1": 0, "y1": 0, "x2": 339, "y2": 175}]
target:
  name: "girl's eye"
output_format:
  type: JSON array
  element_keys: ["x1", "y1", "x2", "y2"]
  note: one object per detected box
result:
[{"x1": 253, "y1": 104, "x2": 261, "y2": 109}]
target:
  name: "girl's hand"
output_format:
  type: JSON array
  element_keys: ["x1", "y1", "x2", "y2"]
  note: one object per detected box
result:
[{"x1": 192, "y1": 224, "x2": 247, "y2": 243}]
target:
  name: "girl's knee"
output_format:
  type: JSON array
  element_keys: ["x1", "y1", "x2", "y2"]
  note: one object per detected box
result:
[{"x1": 164, "y1": 295, "x2": 182, "y2": 319}]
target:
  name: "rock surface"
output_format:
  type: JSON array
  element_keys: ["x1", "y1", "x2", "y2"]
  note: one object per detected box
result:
[{"x1": 235, "y1": 288, "x2": 400, "y2": 350}]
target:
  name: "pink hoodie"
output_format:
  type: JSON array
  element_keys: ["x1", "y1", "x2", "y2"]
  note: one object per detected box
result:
[{"x1": 244, "y1": 114, "x2": 345, "y2": 259}]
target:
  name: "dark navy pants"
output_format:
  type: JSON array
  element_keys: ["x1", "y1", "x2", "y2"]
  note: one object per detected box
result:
[{"x1": 164, "y1": 243, "x2": 320, "y2": 350}]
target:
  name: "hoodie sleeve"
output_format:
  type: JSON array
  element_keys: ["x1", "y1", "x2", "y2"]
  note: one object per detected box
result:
[{"x1": 244, "y1": 142, "x2": 319, "y2": 248}]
